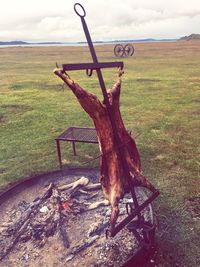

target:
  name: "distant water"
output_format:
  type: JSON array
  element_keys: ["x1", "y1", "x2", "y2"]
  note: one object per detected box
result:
[
  {"x1": 0, "y1": 43, "x2": 89, "y2": 48},
  {"x1": 0, "y1": 42, "x2": 120, "y2": 48},
  {"x1": 0, "y1": 39, "x2": 177, "y2": 48}
]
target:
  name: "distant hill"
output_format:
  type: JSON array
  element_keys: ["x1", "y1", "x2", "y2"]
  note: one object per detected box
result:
[
  {"x1": 96, "y1": 38, "x2": 177, "y2": 43},
  {"x1": 0, "y1": 41, "x2": 28, "y2": 45},
  {"x1": 179, "y1": 34, "x2": 200, "y2": 41},
  {"x1": 0, "y1": 41, "x2": 62, "y2": 46}
]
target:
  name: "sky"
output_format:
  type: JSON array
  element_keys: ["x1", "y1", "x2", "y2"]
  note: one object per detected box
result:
[{"x1": 0, "y1": 0, "x2": 200, "y2": 42}]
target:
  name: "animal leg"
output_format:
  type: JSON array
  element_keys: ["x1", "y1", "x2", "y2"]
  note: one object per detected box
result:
[{"x1": 110, "y1": 200, "x2": 120, "y2": 234}]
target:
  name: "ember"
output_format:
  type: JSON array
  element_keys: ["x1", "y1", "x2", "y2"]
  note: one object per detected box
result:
[{"x1": 0, "y1": 170, "x2": 154, "y2": 266}]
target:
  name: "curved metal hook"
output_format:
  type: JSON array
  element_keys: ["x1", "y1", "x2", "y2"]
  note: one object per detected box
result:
[
  {"x1": 86, "y1": 68, "x2": 93, "y2": 77},
  {"x1": 74, "y1": 3, "x2": 86, "y2": 18}
]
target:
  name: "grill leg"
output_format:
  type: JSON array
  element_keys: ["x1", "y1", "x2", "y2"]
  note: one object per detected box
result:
[
  {"x1": 131, "y1": 187, "x2": 142, "y2": 223},
  {"x1": 56, "y1": 140, "x2": 62, "y2": 168},
  {"x1": 72, "y1": 141, "x2": 76, "y2": 156}
]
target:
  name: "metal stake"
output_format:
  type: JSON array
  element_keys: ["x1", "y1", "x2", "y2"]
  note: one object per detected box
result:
[{"x1": 62, "y1": 3, "x2": 159, "y2": 239}]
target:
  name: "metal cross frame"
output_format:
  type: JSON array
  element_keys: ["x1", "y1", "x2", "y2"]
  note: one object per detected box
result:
[{"x1": 62, "y1": 3, "x2": 159, "y2": 243}]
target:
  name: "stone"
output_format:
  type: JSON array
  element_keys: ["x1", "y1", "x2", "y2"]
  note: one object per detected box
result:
[{"x1": 39, "y1": 206, "x2": 49, "y2": 214}]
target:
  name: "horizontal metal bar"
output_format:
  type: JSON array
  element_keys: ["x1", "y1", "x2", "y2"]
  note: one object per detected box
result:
[
  {"x1": 111, "y1": 190, "x2": 159, "y2": 237},
  {"x1": 62, "y1": 61, "x2": 124, "y2": 71}
]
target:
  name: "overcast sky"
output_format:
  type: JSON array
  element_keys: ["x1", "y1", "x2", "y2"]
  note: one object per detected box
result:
[{"x1": 0, "y1": 0, "x2": 200, "y2": 42}]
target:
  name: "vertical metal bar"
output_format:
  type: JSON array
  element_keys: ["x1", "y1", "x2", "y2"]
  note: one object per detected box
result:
[
  {"x1": 72, "y1": 141, "x2": 76, "y2": 156},
  {"x1": 74, "y1": 3, "x2": 145, "y2": 234},
  {"x1": 78, "y1": 4, "x2": 138, "y2": 199},
  {"x1": 81, "y1": 17, "x2": 98, "y2": 63},
  {"x1": 132, "y1": 188, "x2": 142, "y2": 222},
  {"x1": 79, "y1": 13, "x2": 123, "y2": 148},
  {"x1": 56, "y1": 140, "x2": 62, "y2": 168},
  {"x1": 80, "y1": 16, "x2": 112, "y2": 107},
  {"x1": 79, "y1": 14, "x2": 112, "y2": 118}
]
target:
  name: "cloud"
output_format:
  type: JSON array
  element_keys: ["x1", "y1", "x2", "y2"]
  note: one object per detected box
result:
[{"x1": 0, "y1": 0, "x2": 200, "y2": 41}]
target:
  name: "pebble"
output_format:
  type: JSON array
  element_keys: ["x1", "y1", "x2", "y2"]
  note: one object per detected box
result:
[{"x1": 39, "y1": 206, "x2": 49, "y2": 214}]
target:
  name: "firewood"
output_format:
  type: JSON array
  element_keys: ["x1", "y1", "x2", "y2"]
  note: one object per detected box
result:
[
  {"x1": 6, "y1": 183, "x2": 53, "y2": 235},
  {"x1": 85, "y1": 192, "x2": 99, "y2": 200},
  {"x1": 58, "y1": 177, "x2": 89, "y2": 191},
  {"x1": 79, "y1": 189, "x2": 89, "y2": 194},
  {"x1": 70, "y1": 183, "x2": 101, "y2": 197},
  {"x1": 87, "y1": 199, "x2": 110, "y2": 210},
  {"x1": 52, "y1": 187, "x2": 70, "y2": 248},
  {"x1": 0, "y1": 219, "x2": 31, "y2": 261},
  {"x1": 0, "y1": 183, "x2": 54, "y2": 261},
  {"x1": 87, "y1": 220, "x2": 109, "y2": 237},
  {"x1": 65, "y1": 235, "x2": 99, "y2": 262},
  {"x1": 84, "y1": 183, "x2": 101, "y2": 191},
  {"x1": 59, "y1": 224, "x2": 70, "y2": 248}
]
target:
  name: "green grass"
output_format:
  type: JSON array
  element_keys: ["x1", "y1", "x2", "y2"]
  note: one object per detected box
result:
[{"x1": 0, "y1": 42, "x2": 200, "y2": 266}]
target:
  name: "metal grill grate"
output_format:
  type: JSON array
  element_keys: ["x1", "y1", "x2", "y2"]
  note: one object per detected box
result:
[{"x1": 56, "y1": 127, "x2": 98, "y2": 143}]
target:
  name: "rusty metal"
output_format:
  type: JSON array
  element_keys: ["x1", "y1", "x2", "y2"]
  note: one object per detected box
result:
[
  {"x1": 63, "y1": 61, "x2": 124, "y2": 72},
  {"x1": 114, "y1": 44, "x2": 124, "y2": 57},
  {"x1": 61, "y1": 2, "x2": 159, "y2": 250},
  {"x1": 124, "y1": 43, "x2": 135, "y2": 56},
  {"x1": 56, "y1": 127, "x2": 98, "y2": 144},
  {"x1": 55, "y1": 127, "x2": 98, "y2": 168},
  {"x1": 55, "y1": 127, "x2": 132, "y2": 168},
  {"x1": 111, "y1": 190, "x2": 159, "y2": 237},
  {"x1": 114, "y1": 43, "x2": 134, "y2": 57}
]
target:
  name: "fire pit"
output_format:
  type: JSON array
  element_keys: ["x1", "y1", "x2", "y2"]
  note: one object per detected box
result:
[{"x1": 0, "y1": 169, "x2": 155, "y2": 267}]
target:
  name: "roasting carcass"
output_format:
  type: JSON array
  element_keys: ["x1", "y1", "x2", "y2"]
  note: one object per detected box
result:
[{"x1": 54, "y1": 68, "x2": 155, "y2": 231}]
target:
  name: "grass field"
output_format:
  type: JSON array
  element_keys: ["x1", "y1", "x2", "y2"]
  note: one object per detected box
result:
[{"x1": 0, "y1": 41, "x2": 199, "y2": 266}]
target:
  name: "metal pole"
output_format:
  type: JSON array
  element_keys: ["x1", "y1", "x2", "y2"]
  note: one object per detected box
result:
[
  {"x1": 74, "y1": 3, "x2": 140, "y2": 215},
  {"x1": 71, "y1": 4, "x2": 160, "y2": 239}
]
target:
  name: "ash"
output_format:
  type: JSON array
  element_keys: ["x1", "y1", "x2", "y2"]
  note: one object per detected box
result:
[{"x1": 0, "y1": 171, "x2": 153, "y2": 267}]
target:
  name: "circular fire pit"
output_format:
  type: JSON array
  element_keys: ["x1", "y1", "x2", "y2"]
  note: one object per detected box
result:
[{"x1": 0, "y1": 168, "x2": 156, "y2": 267}]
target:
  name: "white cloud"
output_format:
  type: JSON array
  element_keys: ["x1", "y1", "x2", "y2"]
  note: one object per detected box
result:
[{"x1": 0, "y1": 0, "x2": 200, "y2": 41}]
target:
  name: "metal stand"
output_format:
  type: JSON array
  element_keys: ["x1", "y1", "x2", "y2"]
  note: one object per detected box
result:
[{"x1": 61, "y1": 3, "x2": 159, "y2": 244}]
